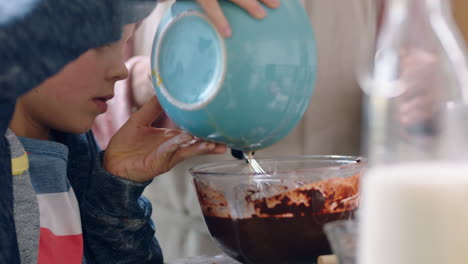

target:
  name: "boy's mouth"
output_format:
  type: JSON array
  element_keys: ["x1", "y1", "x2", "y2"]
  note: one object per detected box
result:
[{"x1": 92, "y1": 95, "x2": 113, "y2": 113}]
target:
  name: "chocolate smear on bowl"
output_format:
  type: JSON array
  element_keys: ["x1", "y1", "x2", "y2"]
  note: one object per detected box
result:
[{"x1": 195, "y1": 174, "x2": 360, "y2": 264}]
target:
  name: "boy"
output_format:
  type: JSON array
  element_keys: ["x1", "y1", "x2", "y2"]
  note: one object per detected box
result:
[
  {"x1": 0, "y1": 1, "x2": 138, "y2": 262},
  {"x1": 7, "y1": 23, "x2": 226, "y2": 264}
]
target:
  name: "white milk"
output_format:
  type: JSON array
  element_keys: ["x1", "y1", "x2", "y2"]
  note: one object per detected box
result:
[{"x1": 358, "y1": 162, "x2": 468, "y2": 264}]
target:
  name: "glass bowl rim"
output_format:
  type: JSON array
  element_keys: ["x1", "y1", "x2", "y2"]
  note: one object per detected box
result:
[{"x1": 189, "y1": 155, "x2": 366, "y2": 178}]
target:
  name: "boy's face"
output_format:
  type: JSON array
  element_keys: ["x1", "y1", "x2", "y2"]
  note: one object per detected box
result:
[{"x1": 19, "y1": 24, "x2": 135, "y2": 135}]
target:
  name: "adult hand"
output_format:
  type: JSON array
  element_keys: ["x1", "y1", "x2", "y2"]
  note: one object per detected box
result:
[
  {"x1": 197, "y1": 0, "x2": 280, "y2": 37},
  {"x1": 129, "y1": 56, "x2": 178, "y2": 129},
  {"x1": 396, "y1": 49, "x2": 441, "y2": 127},
  {"x1": 103, "y1": 96, "x2": 226, "y2": 182},
  {"x1": 130, "y1": 57, "x2": 154, "y2": 110}
]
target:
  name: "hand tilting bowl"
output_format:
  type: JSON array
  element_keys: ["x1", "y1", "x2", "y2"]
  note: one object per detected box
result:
[
  {"x1": 151, "y1": 0, "x2": 317, "y2": 151},
  {"x1": 190, "y1": 156, "x2": 365, "y2": 264}
]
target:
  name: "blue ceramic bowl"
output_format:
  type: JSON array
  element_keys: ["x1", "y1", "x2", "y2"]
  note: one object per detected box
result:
[{"x1": 151, "y1": 0, "x2": 317, "y2": 151}]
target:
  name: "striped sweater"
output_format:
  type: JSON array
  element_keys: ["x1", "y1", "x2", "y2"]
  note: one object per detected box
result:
[{"x1": 7, "y1": 129, "x2": 163, "y2": 264}]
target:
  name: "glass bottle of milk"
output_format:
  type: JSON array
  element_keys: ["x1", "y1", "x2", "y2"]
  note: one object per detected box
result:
[{"x1": 358, "y1": 0, "x2": 468, "y2": 264}]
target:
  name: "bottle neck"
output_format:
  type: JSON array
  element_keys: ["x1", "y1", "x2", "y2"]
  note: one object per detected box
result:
[
  {"x1": 384, "y1": 0, "x2": 451, "y2": 22},
  {"x1": 365, "y1": 0, "x2": 468, "y2": 166},
  {"x1": 386, "y1": 0, "x2": 449, "y2": 10},
  {"x1": 380, "y1": 0, "x2": 468, "y2": 103}
]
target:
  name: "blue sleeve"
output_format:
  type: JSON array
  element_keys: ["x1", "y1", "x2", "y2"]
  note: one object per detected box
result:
[
  {"x1": 81, "y1": 151, "x2": 163, "y2": 264},
  {"x1": 63, "y1": 132, "x2": 163, "y2": 264}
]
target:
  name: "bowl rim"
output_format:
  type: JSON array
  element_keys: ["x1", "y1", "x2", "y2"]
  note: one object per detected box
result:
[{"x1": 190, "y1": 155, "x2": 366, "y2": 178}]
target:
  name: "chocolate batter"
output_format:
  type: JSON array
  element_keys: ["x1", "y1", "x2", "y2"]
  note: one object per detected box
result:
[
  {"x1": 204, "y1": 211, "x2": 354, "y2": 263},
  {"x1": 195, "y1": 174, "x2": 359, "y2": 264}
]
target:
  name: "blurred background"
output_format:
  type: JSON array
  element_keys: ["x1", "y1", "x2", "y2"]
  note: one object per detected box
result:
[{"x1": 94, "y1": 0, "x2": 468, "y2": 261}]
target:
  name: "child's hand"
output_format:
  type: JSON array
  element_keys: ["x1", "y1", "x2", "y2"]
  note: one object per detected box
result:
[
  {"x1": 197, "y1": 0, "x2": 280, "y2": 37},
  {"x1": 103, "y1": 96, "x2": 226, "y2": 183}
]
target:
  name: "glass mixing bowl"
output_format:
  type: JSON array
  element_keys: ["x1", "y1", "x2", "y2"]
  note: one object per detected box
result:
[{"x1": 190, "y1": 155, "x2": 365, "y2": 264}]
